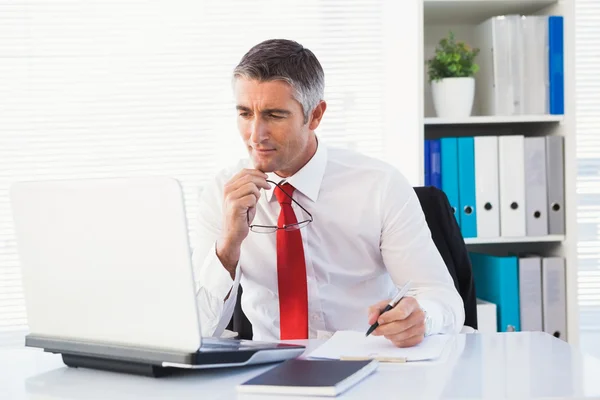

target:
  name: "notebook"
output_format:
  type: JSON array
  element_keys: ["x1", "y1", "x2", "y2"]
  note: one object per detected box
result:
[
  {"x1": 236, "y1": 358, "x2": 378, "y2": 397},
  {"x1": 307, "y1": 330, "x2": 451, "y2": 362}
]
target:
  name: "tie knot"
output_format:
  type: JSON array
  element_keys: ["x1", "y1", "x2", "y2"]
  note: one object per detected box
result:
[{"x1": 274, "y1": 183, "x2": 295, "y2": 205}]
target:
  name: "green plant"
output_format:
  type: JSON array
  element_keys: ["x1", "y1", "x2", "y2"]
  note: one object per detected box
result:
[{"x1": 426, "y1": 31, "x2": 480, "y2": 82}]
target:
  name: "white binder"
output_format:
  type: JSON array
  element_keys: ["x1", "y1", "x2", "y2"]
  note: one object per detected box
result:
[
  {"x1": 474, "y1": 15, "x2": 523, "y2": 115},
  {"x1": 499, "y1": 136, "x2": 526, "y2": 237},
  {"x1": 524, "y1": 137, "x2": 549, "y2": 236},
  {"x1": 474, "y1": 136, "x2": 500, "y2": 237},
  {"x1": 542, "y1": 257, "x2": 567, "y2": 340},
  {"x1": 546, "y1": 136, "x2": 566, "y2": 234},
  {"x1": 521, "y1": 16, "x2": 549, "y2": 115},
  {"x1": 476, "y1": 298, "x2": 497, "y2": 333},
  {"x1": 518, "y1": 256, "x2": 543, "y2": 332}
]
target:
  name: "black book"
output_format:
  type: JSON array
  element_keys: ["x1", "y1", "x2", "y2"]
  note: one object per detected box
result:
[{"x1": 237, "y1": 358, "x2": 378, "y2": 397}]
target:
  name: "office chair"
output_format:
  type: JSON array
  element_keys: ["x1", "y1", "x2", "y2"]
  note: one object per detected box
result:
[{"x1": 227, "y1": 186, "x2": 478, "y2": 339}]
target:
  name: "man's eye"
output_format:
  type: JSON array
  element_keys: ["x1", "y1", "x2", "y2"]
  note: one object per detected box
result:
[
  {"x1": 239, "y1": 112, "x2": 251, "y2": 118},
  {"x1": 269, "y1": 114, "x2": 284, "y2": 119}
]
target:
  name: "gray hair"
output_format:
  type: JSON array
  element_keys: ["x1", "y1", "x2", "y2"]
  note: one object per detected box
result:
[{"x1": 233, "y1": 39, "x2": 325, "y2": 123}]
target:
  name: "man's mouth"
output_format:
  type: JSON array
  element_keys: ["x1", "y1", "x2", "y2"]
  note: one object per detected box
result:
[{"x1": 254, "y1": 148, "x2": 275, "y2": 153}]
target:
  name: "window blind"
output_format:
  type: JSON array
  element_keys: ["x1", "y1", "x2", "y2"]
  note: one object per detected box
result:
[
  {"x1": 0, "y1": 1, "x2": 393, "y2": 338},
  {"x1": 575, "y1": 0, "x2": 600, "y2": 334}
]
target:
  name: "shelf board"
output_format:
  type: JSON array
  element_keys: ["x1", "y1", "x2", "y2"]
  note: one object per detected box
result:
[
  {"x1": 424, "y1": 115, "x2": 564, "y2": 125},
  {"x1": 464, "y1": 235, "x2": 565, "y2": 245},
  {"x1": 424, "y1": 0, "x2": 558, "y2": 25}
]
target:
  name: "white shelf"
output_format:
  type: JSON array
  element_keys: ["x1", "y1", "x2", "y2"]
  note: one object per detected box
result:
[
  {"x1": 464, "y1": 235, "x2": 565, "y2": 245},
  {"x1": 424, "y1": 0, "x2": 558, "y2": 24},
  {"x1": 424, "y1": 115, "x2": 564, "y2": 125}
]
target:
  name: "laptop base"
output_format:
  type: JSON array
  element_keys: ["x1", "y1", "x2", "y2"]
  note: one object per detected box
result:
[
  {"x1": 26, "y1": 335, "x2": 305, "y2": 377},
  {"x1": 62, "y1": 353, "x2": 175, "y2": 377}
]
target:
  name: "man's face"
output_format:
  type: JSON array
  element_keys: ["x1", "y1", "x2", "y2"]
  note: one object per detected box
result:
[{"x1": 234, "y1": 77, "x2": 313, "y2": 175}]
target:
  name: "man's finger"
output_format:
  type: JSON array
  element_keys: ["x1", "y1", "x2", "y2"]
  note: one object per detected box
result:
[
  {"x1": 230, "y1": 183, "x2": 261, "y2": 205},
  {"x1": 391, "y1": 333, "x2": 425, "y2": 348},
  {"x1": 226, "y1": 174, "x2": 270, "y2": 194},
  {"x1": 230, "y1": 168, "x2": 268, "y2": 182},
  {"x1": 373, "y1": 308, "x2": 424, "y2": 337},
  {"x1": 225, "y1": 169, "x2": 269, "y2": 191},
  {"x1": 367, "y1": 299, "x2": 390, "y2": 325},
  {"x1": 383, "y1": 314, "x2": 426, "y2": 342},
  {"x1": 377, "y1": 297, "x2": 418, "y2": 325}
]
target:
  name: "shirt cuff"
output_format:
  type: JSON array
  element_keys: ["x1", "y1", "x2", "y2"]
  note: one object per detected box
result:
[
  {"x1": 200, "y1": 243, "x2": 241, "y2": 301},
  {"x1": 417, "y1": 298, "x2": 445, "y2": 336}
]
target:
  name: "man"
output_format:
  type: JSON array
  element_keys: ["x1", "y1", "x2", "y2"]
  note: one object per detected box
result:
[{"x1": 192, "y1": 39, "x2": 464, "y2": 348}]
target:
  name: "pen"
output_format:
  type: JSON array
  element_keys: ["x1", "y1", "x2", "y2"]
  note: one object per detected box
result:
[{"x1": 365, "y1": 280, "x2": 412, "y2": 337}]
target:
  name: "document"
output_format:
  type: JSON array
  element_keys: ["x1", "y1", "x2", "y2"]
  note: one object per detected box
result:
[{"x1": 307, "y1": 330, "x2": 452, "y2": 363}]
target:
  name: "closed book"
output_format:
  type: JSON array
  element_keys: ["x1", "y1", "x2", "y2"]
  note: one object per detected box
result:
[{"x1": 237, "y1": 359, "x2": 378, "y2": 397}]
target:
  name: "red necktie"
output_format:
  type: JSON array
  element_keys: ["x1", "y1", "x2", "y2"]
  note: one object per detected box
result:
[{"x1": 274, "y1": 183, "x2": 309, "y2": 340}]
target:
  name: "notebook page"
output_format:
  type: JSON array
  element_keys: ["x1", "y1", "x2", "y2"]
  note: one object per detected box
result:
[{"x1": 307, "y1": 330, "x2": 451, "y2": 362}]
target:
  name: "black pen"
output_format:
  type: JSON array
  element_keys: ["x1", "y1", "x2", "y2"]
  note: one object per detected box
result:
[{"x1": 365, "y1": 280, "x2": 413, "y2": 337}]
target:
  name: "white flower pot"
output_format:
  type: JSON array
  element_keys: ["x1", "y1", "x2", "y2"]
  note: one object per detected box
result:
[{"x1": 431, "y1": 77, "x2": 475, "y2": 118}]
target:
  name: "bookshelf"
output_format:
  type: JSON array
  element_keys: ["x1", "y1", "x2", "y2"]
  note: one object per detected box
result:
[
  {"x1": 425, "y1": 115, "x2": 564, "y2": 125},
  {"x1": 464, "y1": 235, "x2": 565, "y2": 245},
  {"x1": 420, "y1": 0, "x2": 578, "y2": 344}
]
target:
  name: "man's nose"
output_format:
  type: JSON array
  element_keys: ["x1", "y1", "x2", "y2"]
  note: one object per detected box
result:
[{"x1": 249, "y1": 117, "x2": 268, "y2": 144}]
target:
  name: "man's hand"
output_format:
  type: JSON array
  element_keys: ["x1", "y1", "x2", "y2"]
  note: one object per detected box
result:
[
  {"x1": 367, "y1": 297, "x2": 426, "y2": 348},
  {"x1": 216, "y1": 169, "x2": 270, "y2": 277}
]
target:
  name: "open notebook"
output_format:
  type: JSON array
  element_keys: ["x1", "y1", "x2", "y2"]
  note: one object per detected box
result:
[{"x1": 308, "y1": 330, "x2": 452, "y2": 362}]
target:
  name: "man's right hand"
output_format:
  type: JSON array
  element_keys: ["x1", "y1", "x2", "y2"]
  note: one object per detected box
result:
[{"x1": 216, "y1": 169, "x2": 270, "y2": 277}]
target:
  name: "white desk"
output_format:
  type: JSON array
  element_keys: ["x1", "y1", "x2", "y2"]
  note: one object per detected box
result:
[{"x1": 2, "y1": 332, "x2": 600, "y2": 399}]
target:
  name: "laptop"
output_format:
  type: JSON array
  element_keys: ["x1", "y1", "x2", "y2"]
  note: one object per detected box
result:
[{"x1": 9, "y1": 176, "x2": 305, "y2": 377}]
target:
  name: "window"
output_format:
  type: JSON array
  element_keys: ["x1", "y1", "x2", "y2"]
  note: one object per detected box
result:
[
  {"x1": 575, "y1": 0, "x2": 600, "y2": 358},
  {"x1": 0, "y1": 1, "x2": 408, "y2": 340}
]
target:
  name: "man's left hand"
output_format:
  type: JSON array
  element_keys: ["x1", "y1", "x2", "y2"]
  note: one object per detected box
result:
[{"x1": 367, "y1": 297, "x2": 426, "y2": 348}]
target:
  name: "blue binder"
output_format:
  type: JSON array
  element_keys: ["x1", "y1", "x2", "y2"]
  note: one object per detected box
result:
[
  {"x1": 440, "y1": 137, "x2": 461, "y2": 228},
  {"x1": 424, "y1": 140, "x2": 431, "y2": 186},
  {"x1": 469, "y1": 253, "x2": 521, "y2": 332},
  {"x1": 457, "y1": 137, "x2": 477, "y2": 238},
  {"x1": 549, "y1": 16, "x2": 564, "y2": 115},
  {"x1": 430, "y1": 139, "x2": 442, "y2": 189}
]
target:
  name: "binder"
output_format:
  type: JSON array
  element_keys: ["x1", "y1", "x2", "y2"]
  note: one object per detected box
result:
[
  {"x1": 425, "y1": 140, "x2": 431, "y2": 186},
  {"x1": 520, "y1": 16, "x2": 549, "y2": 115},
  {"x1": 430, "y1": 139, "x2": 442, "y2": 189},
  {"x1": 518, "y1": 256, "x2": 543, "y2": 332},
  {"x1": 469, "y1": 253, "x2": 520, "y2": 332},
  {"x1": 498, "y1": 136, "x2": 526, "y2": 237},
  {"x1": 457, "y1": 137, "x2": 477, "y2": 238},
  {"x1": 545, "y1": 136, "x2": 565, "y2": 234},
  {"x1": 541, "y1": 257, "x2": 567, "y2": 340},
  {"x1": 474, "y1": 15, "x2": 523, "y2": 116},
  {"x1": 476, "y1": 298, "x2": 497, "y2": 333},
  {"x1": 441, "y1": 137, "x2": 460, "y2": 227},
  {"x1": 549, "y1": 16, "x2": 564, "y2": 115},
  {"x1": 524, "y1": 137, "x2": 549, "y2": 236},
  {"x1": 474, "y1": 136, "x2": 500, "y2": 237}
]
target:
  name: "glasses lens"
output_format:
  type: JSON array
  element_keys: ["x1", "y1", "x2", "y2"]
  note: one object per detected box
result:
[
  {"x1": 284, "y1": 220, "x2": 310, "y2": 231},
  {"x1": 250, "y1": 225, "x2": 278, "y2": 234}
]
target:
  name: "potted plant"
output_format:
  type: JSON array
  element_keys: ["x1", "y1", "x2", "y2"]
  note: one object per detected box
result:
[{"x1": 426, "y1": 31, "x2": 480, "y2": 118}]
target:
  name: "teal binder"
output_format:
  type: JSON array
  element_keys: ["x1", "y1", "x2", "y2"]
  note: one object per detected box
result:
[
  {"x1": 469, "y1": 253, "x2": 521, "y2": 332},
  {"x1": 440, "y1": 137, "x2": 461, "y2": 228},
  {"x1": 457, "y1": 137, "x2": 477, "y2": 238}
]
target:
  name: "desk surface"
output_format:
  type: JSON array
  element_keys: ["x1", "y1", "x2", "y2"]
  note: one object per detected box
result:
[{"x1": 2, "y1": 332, "x2": 600, "y2": 400}]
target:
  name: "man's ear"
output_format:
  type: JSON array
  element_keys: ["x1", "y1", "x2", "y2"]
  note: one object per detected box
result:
[{"x1": 308, "y1": 100, "x2": 327, "y2": 130}]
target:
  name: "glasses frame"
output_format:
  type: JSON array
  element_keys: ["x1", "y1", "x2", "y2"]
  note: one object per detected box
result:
[{"x1": 248, "y1": 179, "x2": 314, "y2": 233}]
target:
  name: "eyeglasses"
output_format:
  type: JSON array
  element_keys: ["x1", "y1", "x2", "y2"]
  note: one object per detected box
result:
[{"x1": 248, "y1": 179, "x2": 314, "y2": 233}]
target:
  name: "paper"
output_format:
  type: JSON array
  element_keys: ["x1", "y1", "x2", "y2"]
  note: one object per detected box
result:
[{"x1": 307, "y1": 330, "x2": 451, "y2": 362}]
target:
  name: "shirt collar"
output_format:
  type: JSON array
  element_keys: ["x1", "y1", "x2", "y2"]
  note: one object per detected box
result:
[{"x1": 262, "y1": 139, "x2": 328, "y2": 203}]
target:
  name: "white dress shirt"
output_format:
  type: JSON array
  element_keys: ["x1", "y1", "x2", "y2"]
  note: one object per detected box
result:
[{"x1": 192, "y1": 141, "x2": 465, "y2": 341}]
